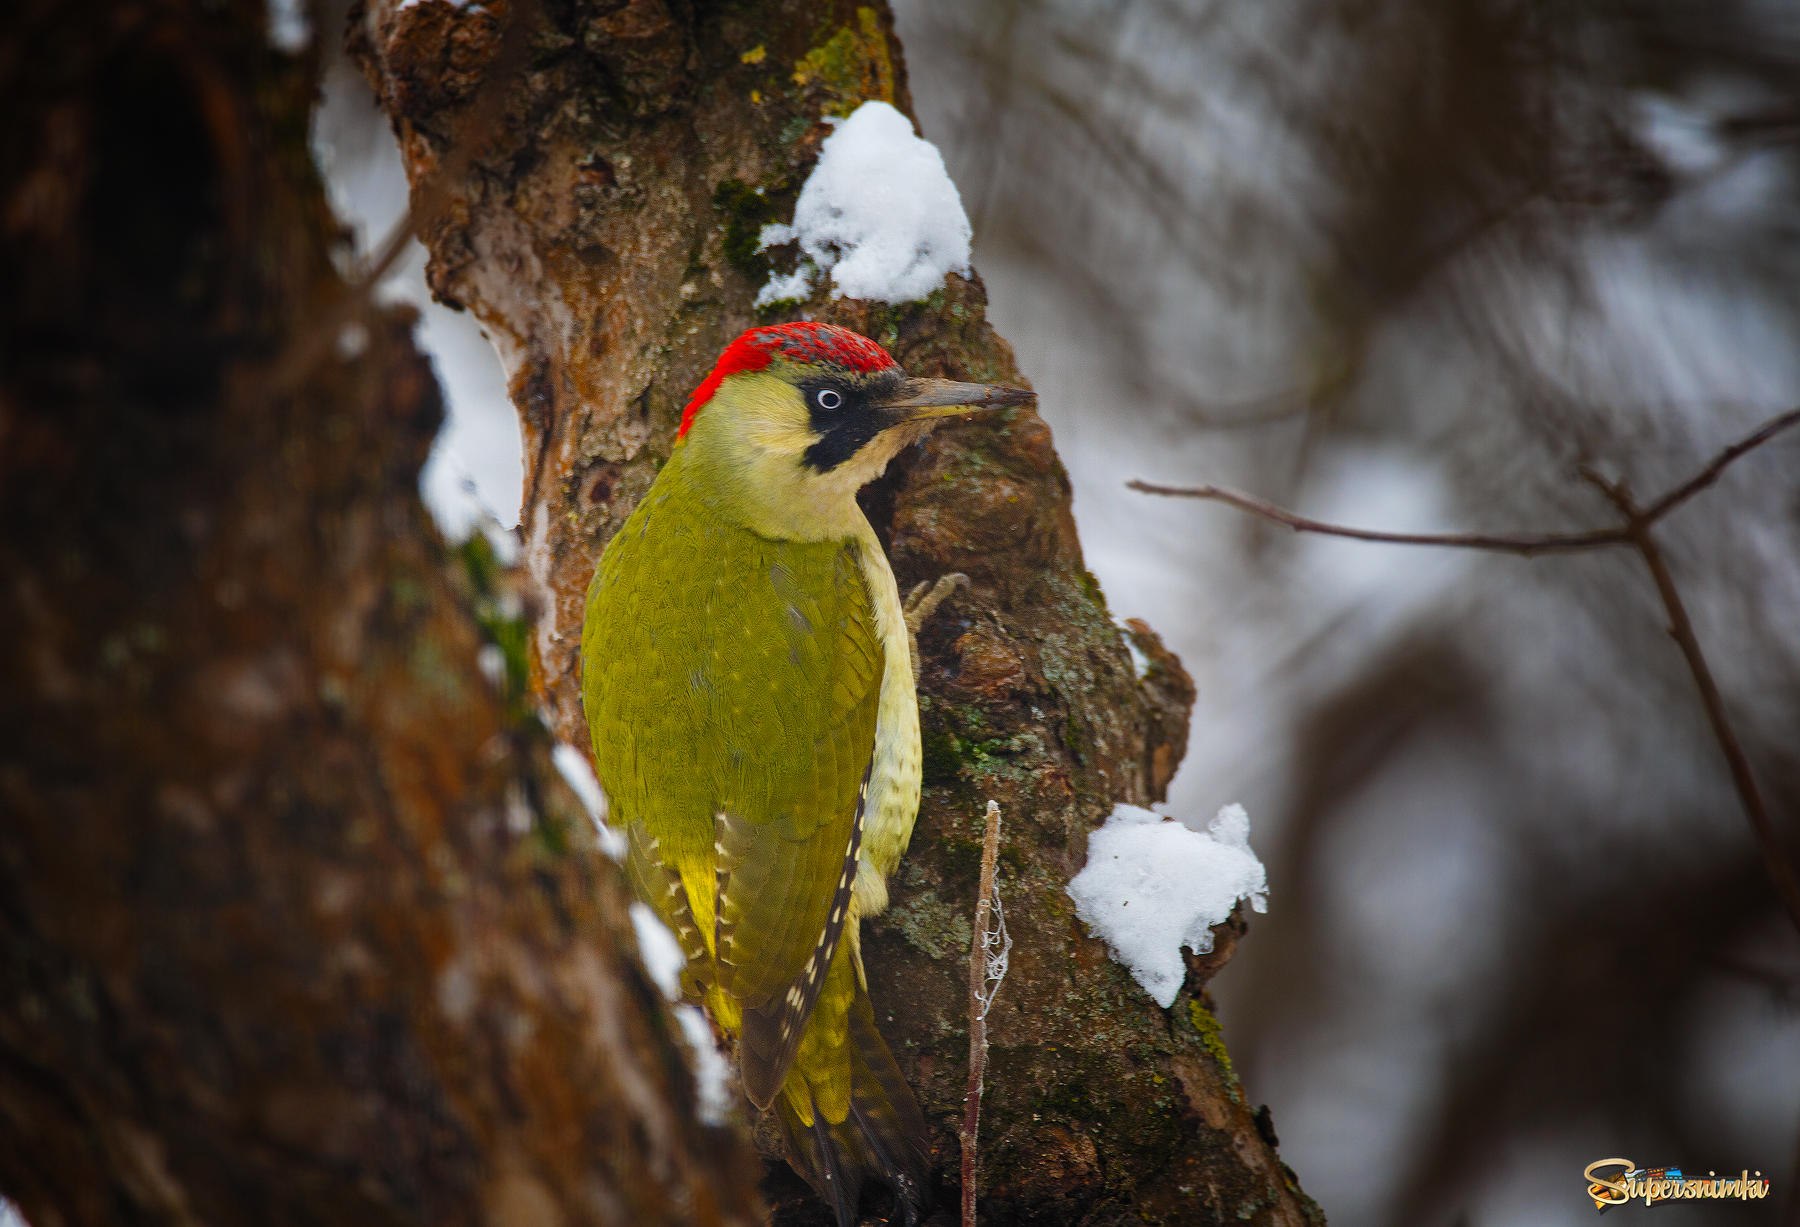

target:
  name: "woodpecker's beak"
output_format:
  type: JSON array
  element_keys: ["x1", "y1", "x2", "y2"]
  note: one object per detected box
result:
[{"x1": 878, "y1": 377, "x2": 1036, "y2": 423}]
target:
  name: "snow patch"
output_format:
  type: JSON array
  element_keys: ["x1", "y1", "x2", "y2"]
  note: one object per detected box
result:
[
  {"x1": 629, "y1": 903, "x2": 733, "y2": 1124},
  {"x1": 758, "y1": 101, "x2": 972, "y2": 304},
  {"x1": 1633, "y1": 92, "x2": 1725, "y2": 178},
  {"x1": 675, "y1": 1005, "x2": 734, "y2": 1125},
  {"x1": 308, "y1": 55, "x2": 521, "y2": 547},
  {"x1": 1115, "y1": 617, "x2": 1152, "y2": 678},
  {"x1": 754, "y1": 263, "x2": 817, "y2": 309},
  {"x1": 1067, "y1": 803, "x2": 1268, "y2": 1008},
  {"x1": 629, "y1": 902, "x2": 686, "y2": 999},
  {"x1": 475, "y1": 643, "x2": 506, "y2": 688},
  {"x1": 523, "y1": 500, "x2": 561, "y2": 690},
  {"x1": 551, "y1": 742, "x2": 626, "y2": 861},
  {"x1": 266, "y1": 0, "x2": 310, "y2": 51}
]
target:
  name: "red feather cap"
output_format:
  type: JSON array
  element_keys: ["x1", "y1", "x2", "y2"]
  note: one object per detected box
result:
[{"x1": 678, "y1": 322, "x2": 899, "y2": 437}]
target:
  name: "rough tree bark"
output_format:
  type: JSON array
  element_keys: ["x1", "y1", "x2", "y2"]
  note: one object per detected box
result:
[
  {"x1": 357, "y1": 2, "x2": 1319, "y2": 1224},
  {"x1": 0, "y1": 1, "x2": 761, "y2": 1223}
]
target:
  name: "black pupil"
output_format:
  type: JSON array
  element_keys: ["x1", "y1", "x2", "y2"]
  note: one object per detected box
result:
[{"x1": 817, "y1": 389, "x2": 841, "y2": 410}]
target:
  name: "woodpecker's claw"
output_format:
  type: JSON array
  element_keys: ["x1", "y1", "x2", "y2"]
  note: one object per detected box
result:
[
  {"x1": 904, "y1": 573, "x2": 968, "y2": 634},
  {"x1": 904, "y1": 573, "x2": 969, "y2": 679}
]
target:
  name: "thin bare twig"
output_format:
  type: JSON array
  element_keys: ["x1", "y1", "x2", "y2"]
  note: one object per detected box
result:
[
  {"x1": 262, "y1": 214, "x2": 419, "y2": 399},
  {"x1": 962, "y1": 800, "x2": 1009, "y2": 1227},
  {"x1": 1132, "y1": 408, "x2": 1800, "y2": 936},
  {"x1": 1128, "y1": 408, "x2": 1800, "y2": 554},
  {"x1": 1709, "y1": 952, "x2": 1800, "y2": 998},
  {"x1": 1636, "y1": 409, "x2": 1800, "y2": 521},
  {"x1": 1584, "y1": 470, "x2": 1800, "y2": 936},
  {"x1": 1127, "y1": 480, "x2": 1632, "y2": 554}
]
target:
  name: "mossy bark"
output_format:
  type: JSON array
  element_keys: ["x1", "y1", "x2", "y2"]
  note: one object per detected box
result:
[
  {"x1": 0, "y1": 1, "x2": 761, "y2": 1223},
  {"x1": 358, "y1": 2, "x2": 1320, "y2": 1223}
]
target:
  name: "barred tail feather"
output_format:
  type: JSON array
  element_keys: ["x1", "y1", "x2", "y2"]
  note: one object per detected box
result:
[
  {"x1": 773, "y1": 989, "x2": 930, "y2": 1227},
  {"x1": 734, "y1": 768, "x2": 872, "y2": 1111}
]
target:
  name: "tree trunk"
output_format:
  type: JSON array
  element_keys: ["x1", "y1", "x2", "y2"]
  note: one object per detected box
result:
[
  {"x1": 0, "y1": 1, "x2": 761, "y2": 1223},
  {"x1": 357, "y1": 2, "x2": 1320, "y2": 1224}
]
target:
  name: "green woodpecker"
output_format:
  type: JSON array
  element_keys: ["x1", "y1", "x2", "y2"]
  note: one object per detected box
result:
[{"x1": 581, "y1": 322, "x2": 1030, "y2": 1223}]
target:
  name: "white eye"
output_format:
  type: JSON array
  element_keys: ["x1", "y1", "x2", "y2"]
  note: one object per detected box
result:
[{"x1": 814, "y1": 388, "x2": 843, "y2": 411}]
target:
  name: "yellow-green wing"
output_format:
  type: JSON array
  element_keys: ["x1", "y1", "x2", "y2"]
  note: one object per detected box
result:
[{"x1": 582, "y1": 465, "x2": 882, "y2": 1104}]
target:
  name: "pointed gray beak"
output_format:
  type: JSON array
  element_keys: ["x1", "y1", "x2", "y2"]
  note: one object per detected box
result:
[{"x1": 878, "y1": 377, "x2": 1036, "y2": 421}]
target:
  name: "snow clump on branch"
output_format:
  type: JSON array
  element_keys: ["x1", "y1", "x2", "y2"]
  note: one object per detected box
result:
[
  {"x1": 1067, "y1": 803, "x2": 1268, "y2": 1008},
  {"x1": 630, "y1": 903, "x2": 734, "y2": 1125},
  {"x1": 551, "y1": 743, "x2": 627, "y2": 861},
  {"x1": 757, "y1": 101, "x2": 973, "y2": 306}
]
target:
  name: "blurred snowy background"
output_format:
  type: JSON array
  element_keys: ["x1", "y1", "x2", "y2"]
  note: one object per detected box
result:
[{"x1": 310, "y1": 1, "x2": 1800, "y2": 1223}]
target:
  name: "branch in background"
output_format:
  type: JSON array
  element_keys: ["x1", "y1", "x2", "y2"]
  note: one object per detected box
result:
[
  {"x1": 1633, "y1": 409, "x2": 1800, "y2": 521},
  {"x1": 1125, "y1": 480, "x2": 1628, "y2": 555},
  {"x1": 1128, "y1": 407, "x2": 1799, "y2": 554},
  {"x1": 962, "y1": 800, "x2": 1010, "y2": 1227},
  {"x1": 1582, "y1": 469, "x2": 1800, "y2": 936},
  {"x1": 1132, "y1": 407, "x2": 1800, "y2": 936}
]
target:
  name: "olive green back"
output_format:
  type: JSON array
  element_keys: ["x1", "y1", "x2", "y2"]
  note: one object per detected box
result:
[{"x1": 582, "y1": 448, "x2": 882, "y2": 1028}]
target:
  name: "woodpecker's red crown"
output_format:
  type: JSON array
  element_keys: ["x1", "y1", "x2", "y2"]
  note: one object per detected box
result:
[{"x1": 679, "y1": 322, "x2": 899, "y2": 438}]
